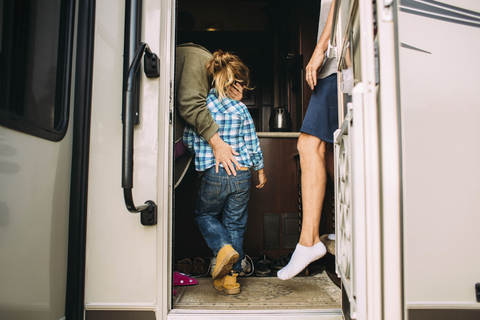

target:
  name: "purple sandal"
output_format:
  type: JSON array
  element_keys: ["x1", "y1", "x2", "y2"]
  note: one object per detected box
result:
[{"x1": 173, "y1": 271, "x2": 198, "y2": 286}]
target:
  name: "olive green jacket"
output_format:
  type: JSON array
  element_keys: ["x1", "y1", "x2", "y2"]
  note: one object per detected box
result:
[{"x1": 174, "y1": 43, "x2": 218, "y2": 187}]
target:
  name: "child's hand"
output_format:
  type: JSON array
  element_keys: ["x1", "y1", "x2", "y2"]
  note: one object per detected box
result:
[
  {"x1": 227, "y1": 82, "x2": 244, "y2": 101},
  {"x1": 256, "y1": 169, "x2": 267, "y2": 189}
]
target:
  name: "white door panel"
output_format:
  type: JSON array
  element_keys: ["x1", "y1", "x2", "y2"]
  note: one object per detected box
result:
[
  {"x1": 399, "y1": 6, "x2": 480, "y2": 307},
  {"x1": 85, "y1": 0, "x2": 161, "y2": 309}
]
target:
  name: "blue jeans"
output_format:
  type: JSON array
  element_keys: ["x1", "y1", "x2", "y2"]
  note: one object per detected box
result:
[{"x1": 195, "y1": 167, "x2": 251, "y2": 272}]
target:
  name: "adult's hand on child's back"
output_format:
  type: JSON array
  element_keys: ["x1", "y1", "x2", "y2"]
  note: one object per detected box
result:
[{"x1": 208, "y1": 133, "x2": 240, "y2": 176}]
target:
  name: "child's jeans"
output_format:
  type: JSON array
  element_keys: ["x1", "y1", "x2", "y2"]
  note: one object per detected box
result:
[{"x1": 195, "y1": 166, "x2": 251, "y2": 272}]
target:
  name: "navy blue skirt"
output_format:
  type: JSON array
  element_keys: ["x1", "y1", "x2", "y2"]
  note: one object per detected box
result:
[{"x1": 300, "y1": 73, "x2": 338, "y2": 144}]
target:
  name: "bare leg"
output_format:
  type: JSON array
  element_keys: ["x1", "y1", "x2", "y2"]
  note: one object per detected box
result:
[
  {"x1": 298, "y1": 133, "x2": 330, "y2": 247},
  {"x1": 278, "y1": 133, "x2": 329, "y2": 280}
]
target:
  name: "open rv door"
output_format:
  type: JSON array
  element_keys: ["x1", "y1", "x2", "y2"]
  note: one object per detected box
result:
[
  {"x1": 332, "y1": 0, "x2": 402, "y2": 319},
  {"x1": 397, "y1": 1, "x2": 480, "y2": 319},
  {"x1": 333, "y1": 0, "x2": 480, "y2": 319},
  {"x1": 84, "y1": 0, "x2": 174, "y2": 319}
]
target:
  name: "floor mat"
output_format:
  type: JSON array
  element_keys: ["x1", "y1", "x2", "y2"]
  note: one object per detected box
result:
[{"x1": 173, "y1": 272, "x2": 341, "y2": 310}]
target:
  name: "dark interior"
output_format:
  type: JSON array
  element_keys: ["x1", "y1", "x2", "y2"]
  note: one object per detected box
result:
[{"x1": 174, "y1": 0, "x2": 334, "y2": 270}]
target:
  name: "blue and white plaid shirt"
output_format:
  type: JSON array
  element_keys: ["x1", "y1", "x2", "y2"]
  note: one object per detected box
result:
[{"x1": 183, "y1": 89, "x2": 264, "y2": 172}]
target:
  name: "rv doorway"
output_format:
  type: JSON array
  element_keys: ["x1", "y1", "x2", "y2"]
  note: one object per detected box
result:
[{"x1": 171, "y1": 0, "x2": 342, "y2": 315}]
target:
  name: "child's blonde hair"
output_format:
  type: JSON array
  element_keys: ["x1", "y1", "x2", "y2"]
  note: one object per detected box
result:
[{"x1": 206, "y1": 50, "x2": 252, "y2": 100}]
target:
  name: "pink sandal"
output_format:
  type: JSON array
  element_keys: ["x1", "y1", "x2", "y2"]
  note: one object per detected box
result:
[{"x1": 173, "y1": 271, "x2": 198, "y2": 286}]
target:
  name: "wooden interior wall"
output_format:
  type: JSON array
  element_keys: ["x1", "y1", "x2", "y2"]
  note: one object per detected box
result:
[
  {"x1": 299, "y1": 0, "x2": 321, "y2": 119},
  {"x1": 243, "y1": 137, "x2": 299, "y2": 258}
]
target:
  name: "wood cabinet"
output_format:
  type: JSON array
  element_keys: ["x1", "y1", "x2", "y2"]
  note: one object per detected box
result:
[{"x1": 244, "y1": 135, "x2": 300, "y2": 258}]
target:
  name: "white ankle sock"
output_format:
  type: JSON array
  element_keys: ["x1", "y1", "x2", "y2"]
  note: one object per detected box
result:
[{"x1": 277, "y1": 242, "x2": 327, "y2": 280}]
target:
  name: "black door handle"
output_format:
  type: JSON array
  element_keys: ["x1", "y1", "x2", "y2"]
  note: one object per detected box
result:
[
  {"x1": 121, "y1": 0, "x2": 159, "y2": 226},
  {"x1": 122, "y1": 42, "x2": 159, "y2": 226}
]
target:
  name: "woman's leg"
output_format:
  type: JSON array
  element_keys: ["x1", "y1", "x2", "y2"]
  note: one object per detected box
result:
[{"x1": 277, "y1": 133, "x2": 328, "y2": 280}]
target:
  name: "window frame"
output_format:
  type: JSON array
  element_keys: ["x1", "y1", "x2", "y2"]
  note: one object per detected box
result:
[{"x1": 0, "y1": 0, "x2": 76, "y2": 142}]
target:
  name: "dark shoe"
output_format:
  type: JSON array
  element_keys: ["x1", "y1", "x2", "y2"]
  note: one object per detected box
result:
[
  {"x1": 192, "y1": 257, "x2": 208, "y2": 276},
  {"x1": 175, "y1": 258, "x2": 192, "y2": 274},
  {"x1": 271, "y1": 252, "x2": 292, "y2": 270},
  {"x1": 255, "y1": 254, "x2": 271, "y2": 276}
]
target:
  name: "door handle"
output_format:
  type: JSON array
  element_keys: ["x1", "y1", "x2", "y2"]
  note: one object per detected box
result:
[{"x1": 122, "y1": 42, "x2": 159, "y2": 226}]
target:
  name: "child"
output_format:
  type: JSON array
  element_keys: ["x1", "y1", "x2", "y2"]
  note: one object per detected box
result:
[{"x1": 183, "y1": 50, "x2": 267, "y2": 294}]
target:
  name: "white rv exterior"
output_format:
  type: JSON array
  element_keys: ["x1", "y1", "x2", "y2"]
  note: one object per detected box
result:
[
  {"x1": 1, "y1": 0, "x2": 480, "y2": 320},
  {"x1": 334, "y1": 0, "x2": 480, "y2": 319}
]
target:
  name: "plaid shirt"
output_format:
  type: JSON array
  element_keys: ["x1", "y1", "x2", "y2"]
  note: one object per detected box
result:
[{"x1": 183, "y1": 89, "x2": 264, "y2": 172}]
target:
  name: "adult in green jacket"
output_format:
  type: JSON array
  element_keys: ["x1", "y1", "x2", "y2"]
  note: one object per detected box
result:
[{"x1": 174, "y1": 43, "x2": 242, "y2": 188}]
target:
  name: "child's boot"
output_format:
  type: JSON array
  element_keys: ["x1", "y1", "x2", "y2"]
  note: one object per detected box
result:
[
  {"x1": 212, "y1": 244, "x2": 239, "y2": 280},
  {"x1": 213, "y1": 272, "x2": 241, "y2": 294}
]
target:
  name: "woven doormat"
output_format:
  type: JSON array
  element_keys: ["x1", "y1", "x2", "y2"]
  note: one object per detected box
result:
[{"x1": 173, "y1": 272, "x2": 341, "y2": 310}]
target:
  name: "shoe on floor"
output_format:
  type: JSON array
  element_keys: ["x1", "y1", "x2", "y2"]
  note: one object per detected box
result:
[
  {"x1": 271, "y1": 252, "x2": 292, "y2": 270},
  {"x1": 192, "y1": 257, "x2": 208, "y2": 276},
  {"x1": 320, "y1": 233, "x2": 336, "y2": 255},
  {"x1": 175, "y1": 258, "x2": 192, "y2": 275},
  {"x1": 255, "y1": 254, "x2": 271, "y2": 276},
  {"x1": 173, "y1": 271, "x2": 198, "y2": 286},
  {"x1": 212, "y1": 245, "x2": 239, "y2": 280},
  {"x1": 213, "y1": 272, "x2": 241, "y2": 294},
  {"x1": 239, "y1": 254, "x2": 253, "y2": 276},
  {"x1": 209, "y1": 257, "x2": 216, "y2": 276}
]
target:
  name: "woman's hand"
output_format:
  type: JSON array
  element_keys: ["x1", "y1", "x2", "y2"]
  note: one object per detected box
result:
[
  {"x1": 305, "y1": 50, "x2": 325, "y2": 90},
  {"x1": 306, "y1": 0, "x2": 336, "y2": 90},
  {"x1": 256, "y1": 169, "x2": 267, "y2": 189}
]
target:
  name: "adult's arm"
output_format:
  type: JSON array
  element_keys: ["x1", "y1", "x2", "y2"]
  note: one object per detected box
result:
[
  {"x1": 177, "y1": 52, "x2": 219, "y2": 142},
  {"x1": 177, "y1": 52, "x2": 241, "y2": 174},
  {"x1": 306, "y1": 0, "x2": 336, "y2": 90}
]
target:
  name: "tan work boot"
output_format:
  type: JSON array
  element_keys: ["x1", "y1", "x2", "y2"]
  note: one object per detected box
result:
[
  {"x1": 212, "y1": 244, "x2": 239, "y2": 280},
  {"x1": 213, "y1": 272, "x2": 241, "y2": 294}
]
